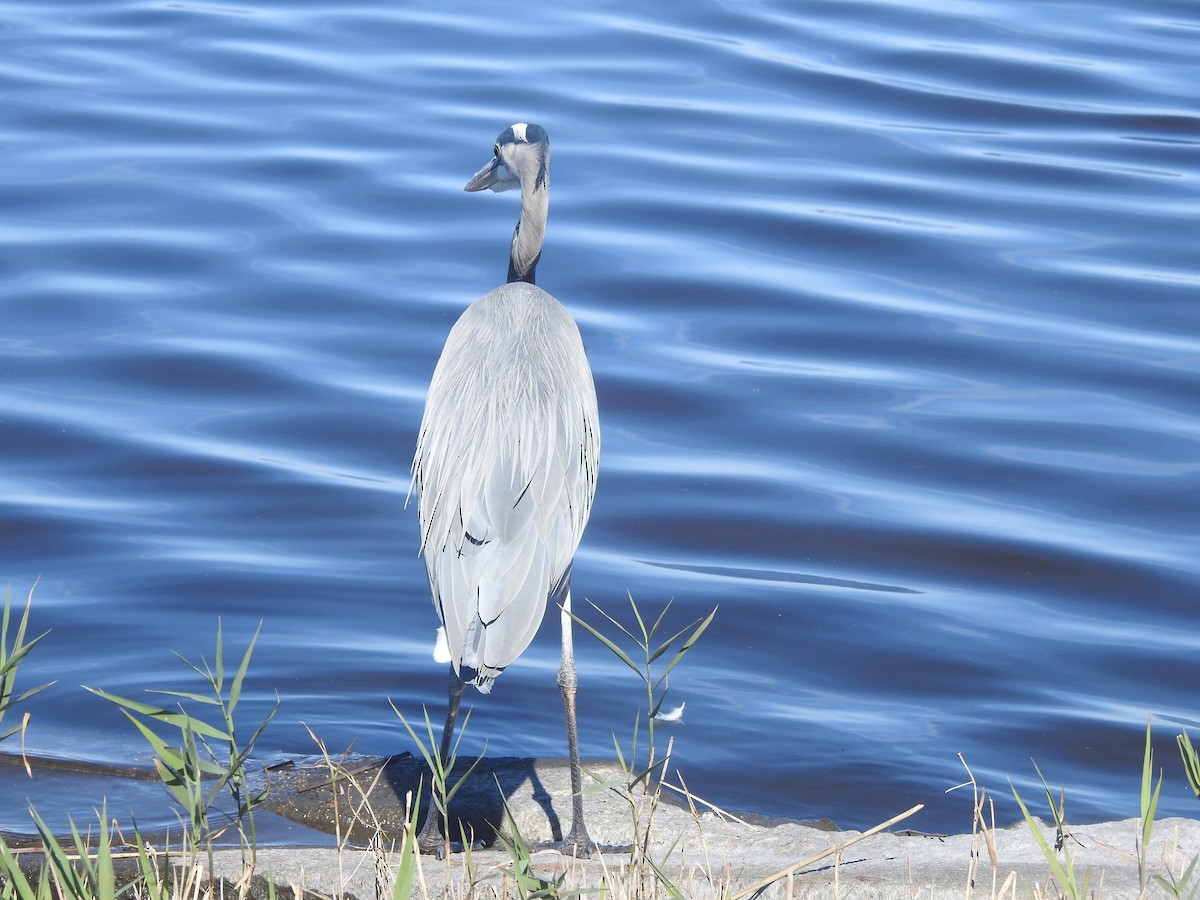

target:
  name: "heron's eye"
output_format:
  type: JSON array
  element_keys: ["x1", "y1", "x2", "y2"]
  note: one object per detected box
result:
[{"x1": 493, "y1": 144, "x2": 500, "y2": 157}]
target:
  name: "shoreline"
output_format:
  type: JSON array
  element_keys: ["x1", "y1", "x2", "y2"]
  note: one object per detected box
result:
[{"x1": 6, "y1": 753, "x2": 1198, "y2": 897}]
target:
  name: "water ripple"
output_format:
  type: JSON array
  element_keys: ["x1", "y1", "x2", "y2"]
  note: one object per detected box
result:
[{"x1": 0, "y1": 0, "x2": 1197, "y2": 836}]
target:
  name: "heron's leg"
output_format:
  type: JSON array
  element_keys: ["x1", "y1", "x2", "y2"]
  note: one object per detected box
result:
[
  {"x1": 557, "y1": 589, "x2": 597, "y2": 856},
  {"x1": 417, "y1": 666, "x2": 465, "y2": 854}
]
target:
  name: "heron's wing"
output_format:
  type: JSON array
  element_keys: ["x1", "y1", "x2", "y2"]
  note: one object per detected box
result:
[
  {"x1": 429, "y1": 411, "x2": 583, "y2": 681},
  {"x1": 412, "y1": 285, "x2": 599, "y2": 687}
]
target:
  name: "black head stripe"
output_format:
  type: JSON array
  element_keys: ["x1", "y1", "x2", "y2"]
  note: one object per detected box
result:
[
  {"x1": 524, "y1": 123, "x2": 548, "y2": 145},
  {"x1": 496, "y1": 123, "x2": 548, "y2": 147}
]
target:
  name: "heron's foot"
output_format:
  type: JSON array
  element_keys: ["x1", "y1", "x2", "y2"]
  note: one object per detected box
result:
[
  {"x1": 555, "y1": 822, "x2": 600, "y2": 858},
  {"x1": 417, "y1": 813, "x2": 489, "y2": 857},
  {"x1": 420, "y1": 838, "x2": 488, "y2": 858},
  {"x1": 416, "y1": 812, "x2": 448, "y2": 858}
]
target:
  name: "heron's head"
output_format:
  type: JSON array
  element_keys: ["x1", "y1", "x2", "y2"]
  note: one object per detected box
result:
[{"x1": 464, "y1": 123, "x2": 549, "y2": 195}]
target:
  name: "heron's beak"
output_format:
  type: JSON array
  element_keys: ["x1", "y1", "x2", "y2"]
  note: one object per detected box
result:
[{"x1": 465, "y1": 156, "x2": 517, "y2": 193}]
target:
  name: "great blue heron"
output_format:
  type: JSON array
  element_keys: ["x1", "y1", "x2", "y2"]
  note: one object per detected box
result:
[{"x1": 411, "y1": 123, "x2": 600, "y2": 855}]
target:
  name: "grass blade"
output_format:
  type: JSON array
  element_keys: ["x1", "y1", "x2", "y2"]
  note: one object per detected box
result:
[
  {"x1": 1010, "y1": 782, "x2": 1073, "y2": 893},
  {"x1": 228, "y1": 620, "x2": 264, "y2": 716}
]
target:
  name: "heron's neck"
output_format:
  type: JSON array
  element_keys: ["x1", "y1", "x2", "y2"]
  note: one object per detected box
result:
[{"x1": 507, "y1": 179, "x2": 547, "y2": 284}]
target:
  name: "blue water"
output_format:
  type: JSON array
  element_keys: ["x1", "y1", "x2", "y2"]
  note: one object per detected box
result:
[{"x1": 2, "y1": 0, "x2": 1198, "y2": 838}]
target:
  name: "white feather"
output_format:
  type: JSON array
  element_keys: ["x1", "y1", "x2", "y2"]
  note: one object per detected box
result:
[
  {"x1": 432, "y1": 626, "x2": 451, "y2": 664},
  {"x1": 653, "y1": 703, "x2": 685, "y2": 723}
]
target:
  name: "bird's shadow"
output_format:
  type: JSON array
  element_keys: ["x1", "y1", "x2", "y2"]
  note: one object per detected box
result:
[{"x1": 263, "y1": 753, "x2": 569, "y2": 848}]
